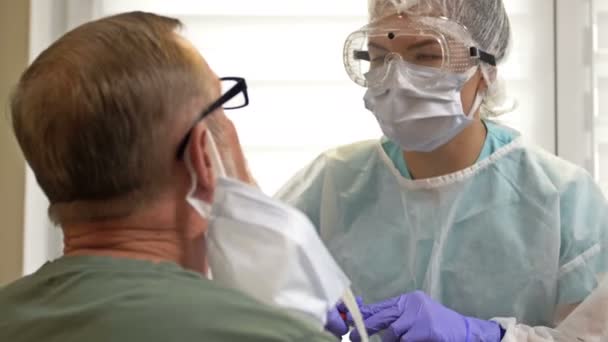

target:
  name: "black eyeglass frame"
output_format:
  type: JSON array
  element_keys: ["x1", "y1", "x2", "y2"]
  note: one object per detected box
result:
[{"x1": 176, "y1": 77, "x2": 249, "y2": 158}]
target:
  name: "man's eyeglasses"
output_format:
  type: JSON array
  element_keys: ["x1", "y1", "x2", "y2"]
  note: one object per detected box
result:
[{"x1": 177, "y1": 77, "x2": 249, "y2": 158}]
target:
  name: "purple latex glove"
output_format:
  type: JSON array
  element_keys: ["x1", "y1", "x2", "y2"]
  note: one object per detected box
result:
[
  {"x1": 325, "y1": 297, "x2": 364, "y2": 338},
  {"x1": 326, "y1": 306, "x2": 349, "y2": 338},
  {"x1": 348, "y1": 291, "x2": 504, "y2": 342}
]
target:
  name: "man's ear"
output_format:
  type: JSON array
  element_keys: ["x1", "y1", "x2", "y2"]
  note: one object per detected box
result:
[{"x1": 188, "y1": 123, "x2": 214, "y2": 201}]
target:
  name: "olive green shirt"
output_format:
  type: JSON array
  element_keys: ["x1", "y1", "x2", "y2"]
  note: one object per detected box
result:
[{"x1": 0, "y1": 256, "x2": 335, "y2": 342}]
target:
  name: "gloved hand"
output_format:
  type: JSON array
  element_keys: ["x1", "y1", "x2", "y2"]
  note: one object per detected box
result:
[
  {"x1": 326, "y1": 306, "x2": 349, "y2": 338},
  {"x1": 348, "y1": 291, "x2": 504, "y2": 342},
  {"x1": 325, "y1": 297, "x2": 364, "y2": 338}
]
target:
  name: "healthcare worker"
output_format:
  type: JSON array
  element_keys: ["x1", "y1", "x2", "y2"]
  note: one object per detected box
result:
[
  {"x1": 277, "y1": 0, "x2": 608, "y2": 340},
  {"x1": 0, "y1": 11, "x2": 346, "y2": 342}
]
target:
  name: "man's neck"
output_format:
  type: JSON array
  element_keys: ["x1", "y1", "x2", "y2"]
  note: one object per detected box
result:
[
  {"x1": 64, "y1": 225, "x2": 184, "y2": 261},
  {"x1": 403, "y1": 119, "x2": 487, "y2": 180},
  {"x1": 62, "y1": 207, "x2": 208, "y2": 275}
]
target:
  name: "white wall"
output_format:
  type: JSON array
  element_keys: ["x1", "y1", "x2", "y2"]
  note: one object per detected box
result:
[
  {"x1": 0, "y1": 0, "x2": 29, "y2": 284},
  {"x1": 557, "y1": 0, "x2": 608, "y2": 195}
]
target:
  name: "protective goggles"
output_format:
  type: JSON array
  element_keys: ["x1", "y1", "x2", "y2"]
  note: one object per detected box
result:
[{"x1": 343, "y1": 16, "x2": 496, "y2": 88}]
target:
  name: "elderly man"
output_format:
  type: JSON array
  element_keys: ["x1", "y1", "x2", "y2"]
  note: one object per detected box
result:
[{"x1": 0, "y1": 12, "x2": 335, "y2": 342}]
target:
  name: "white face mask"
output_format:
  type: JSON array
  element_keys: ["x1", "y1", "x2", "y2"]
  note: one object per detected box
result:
[
  {"x1": 185, "y1": 134, "x2": 369, "y2": 340},
  {"x1": 364, "y1": 60, "x2": 484, "y2": 152}
]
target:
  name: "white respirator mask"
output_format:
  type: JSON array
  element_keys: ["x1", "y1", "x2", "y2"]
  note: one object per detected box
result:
[
  {"x1": 364, "y1": 59, "x2": 484, "y2": 152},
  {"x1": 185, "y1": 133, "x2": 368, "y2": 340}
]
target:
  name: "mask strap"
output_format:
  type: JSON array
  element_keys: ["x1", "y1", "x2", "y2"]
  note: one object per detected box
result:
[
  {"x1": 185, "y1": 133, "x2": 226, "y2": 219},
  {"x1": 465, "y1": 66, "x2": 486, "y2": 119},
  {"x1": 342, "y1": 289, "x2": 369, "y2": 342},
  {"x1": 206, "y1": 133, "x2": 227, "y2": 178},
  {"x1": 185, "y1": 152, "x2": 212, "y2": 218},
  {"x1": 467, "y1": 88, "x2": 485, "y2": 119}
]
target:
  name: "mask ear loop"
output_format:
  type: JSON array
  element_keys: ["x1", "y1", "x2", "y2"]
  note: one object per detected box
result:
[
  {"x1": 342, "y1": 289, "x2": 369, "y2": 342},
  {"x1": 185, "y1": 133, "x2": 226, "y2": 219},
  {"x1": 479, "y1": 64, "x2": 518, "y2": 118},
  {"x1": 206, "y1": 133, "x2": 227, "y2": 179},
  {"x1": 467, "y1": 89, "x2": 486, "y2": 119},
  {"x1": 464, "y1": 66, "x2": 486, "y2": 119},
  {"x1": 184, "y1": 133, "x2": 226, "y2": 280}
]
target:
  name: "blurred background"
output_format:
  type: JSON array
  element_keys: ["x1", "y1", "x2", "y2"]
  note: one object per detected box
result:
[{"x1": 0, "y1": 0, "x2": 606, "y2": 283}]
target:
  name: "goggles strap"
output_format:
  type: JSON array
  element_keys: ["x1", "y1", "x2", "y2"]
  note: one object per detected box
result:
[{"x1": 469, "y1": 47, "x2": 497, "y2": 66}]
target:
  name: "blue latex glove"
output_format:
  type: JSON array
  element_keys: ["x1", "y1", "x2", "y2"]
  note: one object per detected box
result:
[
  {"x1": 348, "y1": 291, "x2": 504, "y2": 342},
  {"x1": 325, "y1": 297, "x2": 364, "y2": 338}
]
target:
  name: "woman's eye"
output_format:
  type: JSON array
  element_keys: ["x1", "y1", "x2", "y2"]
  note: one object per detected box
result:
[
  {"x1": 370, "y1": 54, "x2": 386, "y2": 62},
  {"x1": 369, "y1": 55, "x2": 387, "y2": 67},
  {"x1": 415, "y1": 54, "x2": 442, "y2": 61}
]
